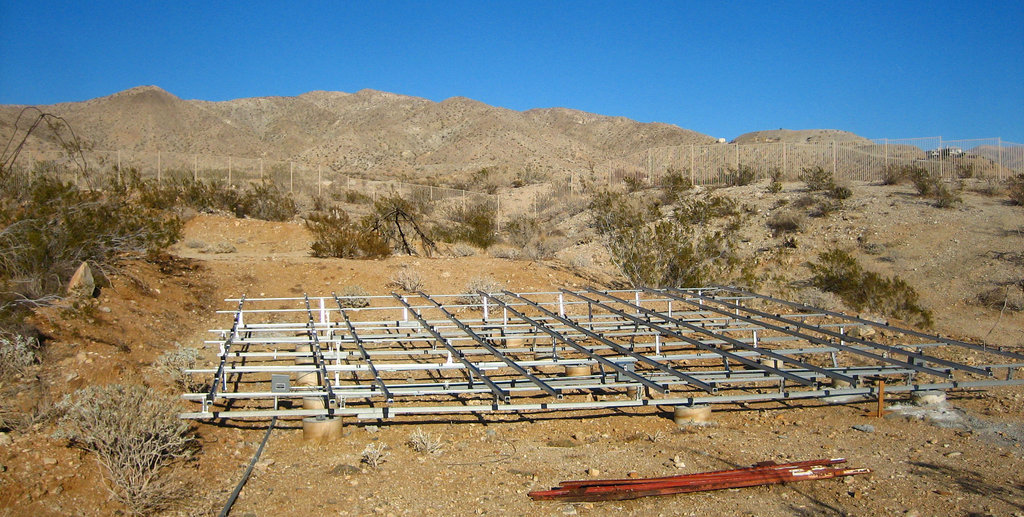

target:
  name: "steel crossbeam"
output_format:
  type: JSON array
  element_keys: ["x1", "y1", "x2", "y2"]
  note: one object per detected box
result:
[{"x1": 333, "y1": 294, "x2": 393, "y2": 402}]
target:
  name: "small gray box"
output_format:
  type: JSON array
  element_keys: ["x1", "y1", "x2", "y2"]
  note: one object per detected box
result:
[{"x1": 271, "y1": 374, "x2": 290, "y2": 393}]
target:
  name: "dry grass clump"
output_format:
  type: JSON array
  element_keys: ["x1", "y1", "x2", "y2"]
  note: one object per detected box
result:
[
  {"x1": 55, "y1": 384, "x2": 196, "y2": 515},
  {"x1": 450, "y1": 242, "x2": 479, "y2": 257},
  {"x1": 975, "y1": 283, "x2": 1024, "y2": 312},
  {"x1": 407, "y1": 429, "x2": 444, "y2": 455}
]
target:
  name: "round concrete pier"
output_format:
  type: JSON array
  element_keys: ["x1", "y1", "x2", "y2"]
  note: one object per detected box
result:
[
  {"x1": 564, "y1": 364, "x2": 592, "y2": 377},
  {"x1": 302, "y1": 416, "x2": 342, "y2": 443},
  {"x1": 302, "y1": 396, "x2": 328, "y2": 410},
  {"x1": 673, "y1": 405, "x2": 712, "y2": 425},
  {"x1": 911, "y1": 390, "x2": 946, "y2": 406}
]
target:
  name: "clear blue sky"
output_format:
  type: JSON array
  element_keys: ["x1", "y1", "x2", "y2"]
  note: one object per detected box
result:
[{"x1": 1, "y1": 1, "x2": 1022, "y2": 142}]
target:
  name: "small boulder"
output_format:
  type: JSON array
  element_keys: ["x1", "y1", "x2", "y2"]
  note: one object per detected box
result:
[{"x1": 67, "y1": 262, "x2": 97, "y2": 298}]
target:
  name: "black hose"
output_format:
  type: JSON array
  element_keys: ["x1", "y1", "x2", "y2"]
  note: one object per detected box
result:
[{"x1": 218, "y1": 416, "x2": 277, "y2": 517}]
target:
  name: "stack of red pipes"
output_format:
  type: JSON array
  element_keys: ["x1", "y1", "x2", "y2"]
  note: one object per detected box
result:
[{"x1": 528, "y1": 458, "x2": 870, "y2": 502}]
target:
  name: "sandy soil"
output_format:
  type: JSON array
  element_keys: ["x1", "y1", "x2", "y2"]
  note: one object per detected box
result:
[{"x1": 2, "y1": 180, "x2": 1023, "y2": 516}]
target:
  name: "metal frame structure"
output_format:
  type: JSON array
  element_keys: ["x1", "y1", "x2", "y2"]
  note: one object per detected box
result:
[{"x1": 181, "y1": 286, "x2": 1024, "y2": 421}]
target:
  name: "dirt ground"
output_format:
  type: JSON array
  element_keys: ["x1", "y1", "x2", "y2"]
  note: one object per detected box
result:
[{"x1": 1, "y1": 180, "x2": 1023, "y2": 516}]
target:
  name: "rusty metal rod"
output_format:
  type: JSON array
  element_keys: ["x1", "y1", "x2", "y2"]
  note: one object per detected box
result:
[{"x1": 556, "y1": 458, "x2": 848, "y2": 488}]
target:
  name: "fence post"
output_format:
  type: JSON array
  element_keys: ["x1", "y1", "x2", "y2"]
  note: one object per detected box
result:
[
  {"x1": 689, "y1": 144, "x2": 695, "y2": 185},
  {"x1": 228, "y1": 156, "x2": 232, "y2": 185},
  {"x1": 289, "y1": 161, "x2": 294, "y2": 193},
  {"x1": 116, "y1": 150, "x2": 121, "y2": 183},
  {"x1": 884, "y1": 139, "x2": 888, "y2": 169},
  {"x1": 938, "y1": 136, "x2": 943, "y2": 178},
  {"x1": 318, "y1": 164, "x2": 322, "y2": 196},
  {"x1": 998, "y1": 137, "x2": 1003, "y2": 180},
  {"x1": 832, "y1": 141, "x2": 837, "y2": 178},
  {"x1": 157, "y1": 152, "x2": 162, "y2": 184},
  {"x1": 735, "y1": 144, "x2": 739, "y2": 170},
  {"x1": 259, "y1": 158, "x2": 264, "y2": 182}
]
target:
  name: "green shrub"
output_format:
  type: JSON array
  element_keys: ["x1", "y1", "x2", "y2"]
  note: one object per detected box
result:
[
  {"x1": 306, "y1": 211, "x2": 390, "y2": 259},
  {"x1": 590, "y1": 190, "x2": 739, "y2": 288},
  {"x1": 503, "y1": 215, "x2": 541, "y2": 248},
  {"x1": 828, "y1": 184, "x2": 852, "y2": 200},
  {"x1": 55, "y1": 384, "x2": 196, "y2": 515},
  {"x1": 434, "y1": 200, "x2": 498, "y2": 249},
  {"x1": 0, "y1": 173, "x2": 181, "y2": 304},
  {"x1": 724, "y1": 164, "x2": 756, "y2": 186},
  {"x1": 766, "y1": 211, "x2": 803, "y2": 236},
  {"x1": 767, "y1": 167, "x2": 784, "y2": 193},
  {"x1": 799, "y1": 166, "x2": 835, "y2": 191},
  {"x1": 882, "y1": 164, "x2": 911, "y2": 185},
  {"x1": 1009, "y1": 174, "x2": 1024, "y2": 206},
  {"x1": 337, "y1": 285, "x2": 371, "y2": 308},
  {"x1": 809, "y1": 249, "x2": 932, "y2": 327},
  {"x1": 661, "y1": 168, "x2": 694, "y2": 201}
]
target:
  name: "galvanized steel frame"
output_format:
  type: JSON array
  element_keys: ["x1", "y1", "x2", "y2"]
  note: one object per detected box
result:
[{"x1": 181, "y1": 287, "x2": 1024, "y2": 420}]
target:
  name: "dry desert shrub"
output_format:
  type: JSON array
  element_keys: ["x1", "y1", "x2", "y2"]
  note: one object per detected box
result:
[
  {"x1": 407, "y1": 429, "x2": 443, "y2": 455},
  {"x1": 55, "y1": 384, "x2": 196, "y2": 515},
  {"x1": 337, "y1": 285, "x2": 370, "y2": 308},
  {"x1": 0, "y1": 331, "x2": 37, "y2": 376},
  {"x1": 450, "y1": 242, "x2": 479, "y2": 257},
  {"x1": 489, "y1": 245, "x2": 521, "y2": 260},
  {"x1": 360, "y1": 443, "x2": 389, "y2": 468},
  {"x1": 155, "y1": 345, "x2": 204, "y2": 392},
  {"x1": 766, "y1": 210, "x2": 803, "y2": 236},
  {"x1": 390, "y1": 269, "x2": 423, "y2": 292},
  {"x1": 458, "y1": 276, "x2": 506, "y2": 305}
]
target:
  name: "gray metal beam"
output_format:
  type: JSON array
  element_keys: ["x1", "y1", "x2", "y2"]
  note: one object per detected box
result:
[
  {"x1": 501, "y1": 290, "x2": 718, "y2": 393},
  {"x1": 333, "y1": 294, "x2": 393, "y2": 403},
  {"x1": 393, "y1": 294, "x2": 510, "y2": 403}
]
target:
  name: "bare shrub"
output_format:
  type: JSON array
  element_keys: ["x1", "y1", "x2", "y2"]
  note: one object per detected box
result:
[
  {"x1": 724, "y1": 164, "x2": 756, "y2": 186},
  {"x1": 0, "y1": 332, "x2": 37, "y2": 376},
  {"x1": 155, "y1": 346, "x2": 204, "y2": 392},
  {"x1": 55, "y1": 384, "x2": 195, "y2": 515},
  {"x1": 407, "y1": 429, "x2": 443, "y2": 455},
  {"x1": 205, "y1": 241, "x2": 236, "y2": 254},
  {"x1": 337, "y1": 285, "x2": 370, "y2": 308},
  {"x1": 523, "y1": 236, "x2": 565, "y2": 261},
  {"x1": 390, "y1": 269, "x2": 423, "y2": 292},
  {"x1": 975, "y1": 283, "x2": 1024, "y2": 312},
  {"x1": 458, "y1": 276, "x2": 505, "y2": 305},
  {"x1": 360, "y1": 443, "x2": 389, "y2": 468}
]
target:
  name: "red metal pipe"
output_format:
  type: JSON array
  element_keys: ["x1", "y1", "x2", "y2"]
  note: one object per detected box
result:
[{"x1": 556, "y1": 458, "x2": 848, "y2": 489}]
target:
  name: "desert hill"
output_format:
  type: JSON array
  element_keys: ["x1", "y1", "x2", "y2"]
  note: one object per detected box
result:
[
  {"x1": 732, "y1": 128, "x2": 873, "y2": 145},
  {"x1": 0, "y1": 85, "x2": 716, "y2": 178}
]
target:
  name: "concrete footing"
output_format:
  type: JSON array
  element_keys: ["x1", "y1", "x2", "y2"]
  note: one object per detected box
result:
[
  {"x1": 564, "y1": 364, "x2": 592, "y2": 377},
  {"x1": 302, "y1": 416, "x2": 342, "y2": 442},
  {"x1": 673, "y1": 405, "x2": 712, "y2": 425},
  {"x1": 911, "y1": 390, "x2": 946, "y2": 406}
]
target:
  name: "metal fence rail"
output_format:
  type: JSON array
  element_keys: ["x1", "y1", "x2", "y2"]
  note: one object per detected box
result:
[{"x1": 179, "y1": 286, "x2": 1024, "y2": 421}]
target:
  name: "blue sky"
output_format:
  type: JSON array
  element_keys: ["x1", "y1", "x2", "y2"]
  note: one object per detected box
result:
[{"x1": 1, "y1": 1, "x2": 1022, "y2": 142}]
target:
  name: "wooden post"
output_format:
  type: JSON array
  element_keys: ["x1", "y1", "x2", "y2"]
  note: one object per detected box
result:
[
  {"x1": 193, "y1": 154, "x2": 198, "y2": 181},
  {"x1": 689, "y1": 144, "x2": 695, "y2": 185},
  {"x1": 228, "y1": 156, "x2": 232, "y2": 185},
  {"x1": 116, "y1": 150, "x2": 121, "y2": 183},
  {"x1": 157, "y1": 151, "x2": 162, "y2": 184},
  {"x1": 318, "y1": 164, "x2": 322, "y2": 196},
  {"x1": 259, "y1": 158, "x2": 264, "y2": 182},
  {"x1": 289, "y1": 161, "x2": 294, "y2": 193}
]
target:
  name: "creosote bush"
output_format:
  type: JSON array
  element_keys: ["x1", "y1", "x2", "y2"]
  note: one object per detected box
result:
[
  {"x1": 306, "y1": 210, "x2": 390, "y2": 259},
  {"x1": 809, "y1": 249, "x2": 932, "y2": 327},
  {"x1": 590, "y1": 190, "x2": 740, "y2": 288},
  {"x1": 435, "y1": 201, "x2": 498, "y2": 249},
  {"x1": 724, "y1": 164, "x2": 756, "y2": 186},
  {"x1": 799, "y1": 166, "x2": 835, "y2": 192},
  {"x1": 767, "y1": 167, "x2": 784, "y2": 193},
  {"x1": 660, "y1": 167, "x2": 694, "y2": 202},
  {"x1": 55, "y1": 384, "x2": 196, "y2": 515},
  {"x1": 766, "y1": 211, "x2": 803, "y2": 236},
  {"x1": 1008, "y1": 174, "x2": 1024, "y2": 206}
]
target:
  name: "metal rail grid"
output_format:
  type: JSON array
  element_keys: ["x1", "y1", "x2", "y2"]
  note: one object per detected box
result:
[{"x1": 180, "y1": 286, "x2": 1024, "y2": 420}]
